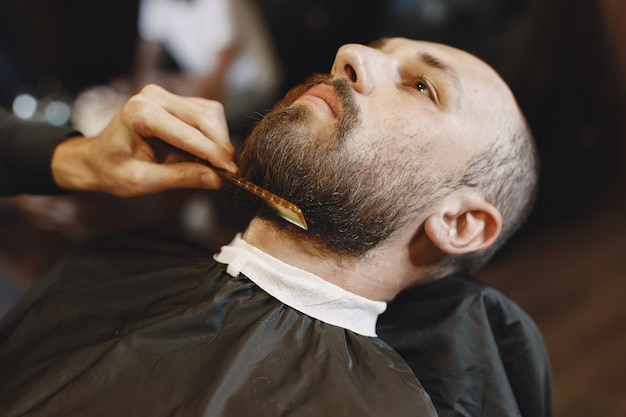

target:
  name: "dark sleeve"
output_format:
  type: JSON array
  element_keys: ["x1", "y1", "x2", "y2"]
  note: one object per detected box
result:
[
  {"x1": 377, "y1": 274, "x2": 554, "y2": 417},
  {"x1": 0, "y1": 108, "x2": 78, "y2": 196}
]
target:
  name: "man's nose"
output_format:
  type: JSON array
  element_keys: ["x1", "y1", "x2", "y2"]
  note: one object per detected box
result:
[{"x1": 331, "y1": 44, "x2": 388, "y2": 95}]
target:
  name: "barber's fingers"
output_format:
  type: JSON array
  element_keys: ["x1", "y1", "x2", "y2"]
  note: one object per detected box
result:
[
  {"x1": 113, "y1": 160, "x2": 223, "y2": 197},
  {"x1": 150, "y1": 86, "x2": 235, "y2": 157},
  {"x1": 122, "y1": 85, "x2": 237, "y2": 172}
]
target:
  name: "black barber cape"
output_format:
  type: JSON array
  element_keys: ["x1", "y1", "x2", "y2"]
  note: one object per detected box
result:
[
  {"x1": 378, "y1": 275, "x2": 554, "y2": 417},
  {"x1": 0, "y1": 233, "x2": 437, "y2": 417}
]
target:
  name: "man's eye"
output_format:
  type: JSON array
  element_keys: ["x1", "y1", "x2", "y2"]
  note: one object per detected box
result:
[{"x1": 414, "y1": 79, "x2": 432, "y2": 97}]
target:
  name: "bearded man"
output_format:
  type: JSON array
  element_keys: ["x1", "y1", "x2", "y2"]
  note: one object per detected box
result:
[{"x1": 0, "y1": 37, "x2": 547, "y2": 417}]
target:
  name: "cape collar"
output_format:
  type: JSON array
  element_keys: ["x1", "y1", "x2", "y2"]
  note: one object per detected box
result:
[{"x1": 214, "y1": 234, "x2": 386, "y2": 337}]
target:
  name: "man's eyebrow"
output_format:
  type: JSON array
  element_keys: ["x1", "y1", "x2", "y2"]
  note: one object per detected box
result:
[
  {"x1": 419, "y1": 52, "x2": 461, "y2": 91},
  {"x1": 368, "y1": 40, "x2": 462, "y2": 93}
]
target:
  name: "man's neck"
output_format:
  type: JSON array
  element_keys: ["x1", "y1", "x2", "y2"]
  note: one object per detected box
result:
[{"x1": 241, "y1": 218, "x2": 419, "y2": 301}]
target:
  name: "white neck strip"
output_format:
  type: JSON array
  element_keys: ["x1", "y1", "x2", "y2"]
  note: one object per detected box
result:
[{"x1": 213, "y1": 234, "x2": 386, "y2": 337}]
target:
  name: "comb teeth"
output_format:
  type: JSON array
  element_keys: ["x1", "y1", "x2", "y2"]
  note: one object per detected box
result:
[{"x1": 215, "y1": 168, "x2": 308, "y2": 230}]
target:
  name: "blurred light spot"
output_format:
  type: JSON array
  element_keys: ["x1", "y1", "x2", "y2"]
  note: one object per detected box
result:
[
  {"x1": 12, "y1": 93, "x2": 38, "y2": 119},
  {"x1": 44, "y1": 100, "x2": 71, "y2": 126},
  {"x1": 421, "y1": 0, "x2": 447, "y2": 25},
  {"x1": 388, "y1": 0, "x2": 448, "y2": 26}
]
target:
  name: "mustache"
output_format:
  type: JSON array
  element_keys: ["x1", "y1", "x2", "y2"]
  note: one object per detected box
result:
[{"x1": 278, "y1": 74, "x2": 357, "y2": 116}]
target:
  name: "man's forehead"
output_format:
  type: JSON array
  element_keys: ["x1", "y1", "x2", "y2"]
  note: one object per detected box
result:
[
  {"x1": 370, "y1": 37, "x2": 446, "y2": 52},
  {"x1": 371, "y1": 38, "x2": 479, "y2": 68}
]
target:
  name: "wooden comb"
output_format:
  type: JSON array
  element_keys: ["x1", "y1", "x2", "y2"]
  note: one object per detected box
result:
[{"x1": 146, "y1": 138, "x2": 308, "y2": 230}]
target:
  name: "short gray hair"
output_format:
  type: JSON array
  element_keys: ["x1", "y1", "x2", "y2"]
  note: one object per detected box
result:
[{"x1": 449, "y1": 113, "x2": 539, "y2": 273}]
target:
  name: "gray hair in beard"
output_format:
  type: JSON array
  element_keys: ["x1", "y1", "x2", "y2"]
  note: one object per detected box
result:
[{"x1": 235, "y1": 74, "x2": 455, "y2": 258}]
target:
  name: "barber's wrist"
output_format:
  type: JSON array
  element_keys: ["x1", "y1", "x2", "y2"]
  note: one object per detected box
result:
[{"x1": 51, "y1": 134, "x2": 96, "y2": 192}]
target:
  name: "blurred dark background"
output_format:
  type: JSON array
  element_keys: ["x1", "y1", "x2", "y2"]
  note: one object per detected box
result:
[
  {"x1": 1, "y1": 0, "x2": 623, "y2": 224},
  {"x1": 1, "y1": 1, "x2": 625, "y2": 416}
]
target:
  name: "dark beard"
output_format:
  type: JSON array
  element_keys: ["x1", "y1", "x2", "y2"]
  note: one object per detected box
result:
[{"x1": 233, "y1": 75, "x2": 435, "y2": 256}]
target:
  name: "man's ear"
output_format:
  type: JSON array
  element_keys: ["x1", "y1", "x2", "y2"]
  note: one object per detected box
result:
[{"x1": 423, "y1": 191, "x2": 502, "y2": 255}]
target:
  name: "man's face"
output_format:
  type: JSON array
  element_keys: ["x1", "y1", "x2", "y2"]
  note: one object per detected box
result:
[{"x1": 237, "y1": 38, "x2": 520, "y2": 255}]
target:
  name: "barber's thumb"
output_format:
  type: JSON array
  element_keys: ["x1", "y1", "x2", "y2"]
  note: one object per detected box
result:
[{"x1": 199, "y1": 169, "x2": 222, "y2": 189}]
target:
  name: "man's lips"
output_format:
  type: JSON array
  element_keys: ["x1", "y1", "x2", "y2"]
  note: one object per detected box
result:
[{"x1": 294, "y1": 84, "x2": 342, "y2": 118}]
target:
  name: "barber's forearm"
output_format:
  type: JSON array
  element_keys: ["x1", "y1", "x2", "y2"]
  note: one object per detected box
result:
[
  {"x1": 0, "y1": 109, "x2": 76, "y2": 196},
  {"x1": 50, "y1": 134, "x2": 101, "y2": 193}
]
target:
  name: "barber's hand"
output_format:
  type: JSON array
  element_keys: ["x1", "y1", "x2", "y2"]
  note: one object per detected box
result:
[{"x1": 51, "y1": 84, "x2": 237, "y2": 197}]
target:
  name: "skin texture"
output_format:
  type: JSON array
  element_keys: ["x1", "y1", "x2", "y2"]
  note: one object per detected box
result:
[{"x1": 240, "y1": 37, "x2": 528, "y2": 301}]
